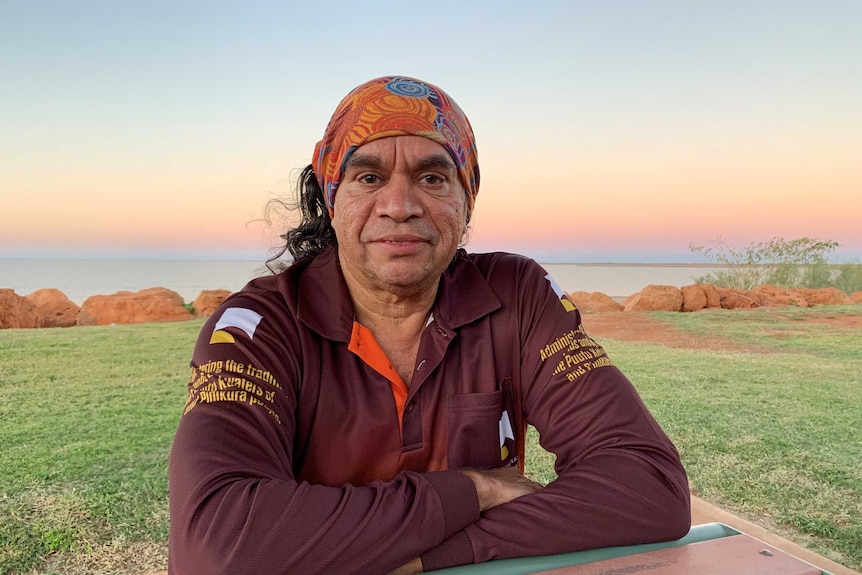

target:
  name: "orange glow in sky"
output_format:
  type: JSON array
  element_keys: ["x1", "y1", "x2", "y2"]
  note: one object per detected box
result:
[{"x1": 2, "y1": 2, "x2": 861, "y2": 262}]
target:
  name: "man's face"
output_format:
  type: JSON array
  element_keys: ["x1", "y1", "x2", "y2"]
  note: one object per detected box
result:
[{"x1": 331, "y1": 135, "x2": 468, "y2": 297}]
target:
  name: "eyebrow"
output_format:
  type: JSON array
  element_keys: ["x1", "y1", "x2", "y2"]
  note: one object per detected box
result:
[
  {"x1": 415, "y1": 154, "x2": 457, "y2": 172},
  {"x1": 343, "y1": 152, "x2": 456, "y2": 172},
  {"x1": 343, "y1": 153, "x2": 383, "y2": 171}
]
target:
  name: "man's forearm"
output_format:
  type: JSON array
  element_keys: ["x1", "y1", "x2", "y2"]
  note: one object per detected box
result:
[
  {"x1": 170, "y1": 412, "x2": 483, "y2": 575},
  {"x1": 463, "y1": 446, "x2": 690, "y2": 564},
  {"x1": 461, "y1": 467, "x2": 543, "y2": 511}
]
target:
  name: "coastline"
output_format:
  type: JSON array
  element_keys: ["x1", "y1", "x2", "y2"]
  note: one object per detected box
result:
[
  {"x1": 546, "y1": 262, "x2": 721, "y2": 268},
  {"x1": 1, "y1": 258, "x2": 718, "y2": 305}
]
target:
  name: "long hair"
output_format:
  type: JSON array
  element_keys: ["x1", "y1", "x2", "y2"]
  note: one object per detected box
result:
[{"x1": 265, "y1": 165, "x2": 335, "y2": 273}]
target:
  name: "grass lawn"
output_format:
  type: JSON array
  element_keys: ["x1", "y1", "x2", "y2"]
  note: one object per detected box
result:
[
  {"x1": 0, "y1": 321, "x2": 201, "y2": 574},
  {"x1": 608, "y1": 306, "x2": 861, "y2": 570},
  {"x1": 2, "y1": 306, "x2": 860, "y2": 573}
]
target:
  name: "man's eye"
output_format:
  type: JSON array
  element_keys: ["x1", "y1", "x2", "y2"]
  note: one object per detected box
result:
[
  {"x1": 421, "y1": 174, "x2": 443, "y2": 185},
  {"x1": 360, "y1": 174, "x2": 379, "y2": 184}
]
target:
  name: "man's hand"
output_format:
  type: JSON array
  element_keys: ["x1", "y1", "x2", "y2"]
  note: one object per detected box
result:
[
  {"x1": 384, "y1": 470, "x2": 540, "y2": 574},
  {"x1": 386, "y1": 557, "x2": 423, "y2": 575},
  {"x1": 462, "y1": 467, "x2": 543, "y2": 512}
]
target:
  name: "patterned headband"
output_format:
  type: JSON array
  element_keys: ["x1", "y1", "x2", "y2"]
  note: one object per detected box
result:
[{"x1": 312, "y1": 76, "x2": 480, "y2": 214}]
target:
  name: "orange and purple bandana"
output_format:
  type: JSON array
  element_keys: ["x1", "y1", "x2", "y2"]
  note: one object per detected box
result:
[{"x1": 312, "y1": 76, "x2": 480, "y2": 214}]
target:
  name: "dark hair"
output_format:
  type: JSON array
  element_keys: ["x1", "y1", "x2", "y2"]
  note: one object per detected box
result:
[{"x1": 265, "y1": 164, "x2": 335, "y2": 273}]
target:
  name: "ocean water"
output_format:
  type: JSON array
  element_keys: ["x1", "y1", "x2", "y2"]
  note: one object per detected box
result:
[
  {"x1": 1, "y1": 259, "x2": 272, "y2": 305},
  {"x1": 1, "y1": 258, "x2": 715, "y2": 305},
  {"x1": 543, "y1": 263, "x2": 711, "y2": 299}
]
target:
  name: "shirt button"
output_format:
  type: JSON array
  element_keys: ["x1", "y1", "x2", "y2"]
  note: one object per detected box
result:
[{"x1": 405, "y1": 403, "x2": 414, "y2": 413}]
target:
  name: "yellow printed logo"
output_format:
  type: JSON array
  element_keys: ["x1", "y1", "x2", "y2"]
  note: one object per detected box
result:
[
  {"x1": 544, "y1": 274, "x2": 576, "y2": 312},
  {"x1": 499, "y1": 410, "x2": 515, "y2": 460},
  {"x1": 210, "y1": 308, "x2": 264, "y2": 344}
]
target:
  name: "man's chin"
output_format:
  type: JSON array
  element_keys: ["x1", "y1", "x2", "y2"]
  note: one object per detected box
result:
[{"x1": 366, "y1": 263, "x2": 440, "y2": 294}]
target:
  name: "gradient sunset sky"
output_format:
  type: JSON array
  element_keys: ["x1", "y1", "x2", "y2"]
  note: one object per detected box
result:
[{"x1": 2, "y1": 1, "x2": 860, "y2": 262}]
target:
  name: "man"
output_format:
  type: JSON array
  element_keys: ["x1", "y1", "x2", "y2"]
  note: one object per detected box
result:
[{"x1": 169, "y1": 76, "x2": 690, "y2": 574}]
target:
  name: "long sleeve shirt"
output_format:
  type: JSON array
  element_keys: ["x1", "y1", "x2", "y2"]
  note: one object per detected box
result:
[{"x1": 168, "y1": 248, "x2": 690, "y2": 574}]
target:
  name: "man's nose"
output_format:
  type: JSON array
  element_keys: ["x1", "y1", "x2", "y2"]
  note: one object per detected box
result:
[{"x1": 375, "y1": 175, "x2": 424, "y2": 221}]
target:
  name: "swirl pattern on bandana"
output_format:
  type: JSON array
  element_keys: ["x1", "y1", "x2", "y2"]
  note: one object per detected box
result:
[{"x1": 312, "y1": 76, "x2": 480, "y2": 213}]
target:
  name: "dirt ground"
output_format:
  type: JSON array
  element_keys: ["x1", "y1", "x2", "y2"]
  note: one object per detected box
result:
[
  {"x1": 580, "y1": 309, "x2": 861, "y2": 352},
  {"x1": 580, "y1": 311, "x2": 755, "y2": 351}
]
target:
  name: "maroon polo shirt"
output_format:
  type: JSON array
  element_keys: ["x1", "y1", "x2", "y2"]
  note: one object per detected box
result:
[{"x1": 168, "y1": 247, "x2": 690, "y2": 574}]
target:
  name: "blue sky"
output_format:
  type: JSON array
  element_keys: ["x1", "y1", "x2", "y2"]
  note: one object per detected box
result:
[{"x1": 2, "y1": 1, "x2": 861, "y2": 262}]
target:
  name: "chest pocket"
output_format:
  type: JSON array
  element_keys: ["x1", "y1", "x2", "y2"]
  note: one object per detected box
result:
[{"x1": 447, "y1": 379, "x2": 518, "y2": 470}]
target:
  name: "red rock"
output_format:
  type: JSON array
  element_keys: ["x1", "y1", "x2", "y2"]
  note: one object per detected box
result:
[
  {"x1": 0, "y1": 289, "x2": 40, "y2": 329},
  {"x1": 796, "y1": 287, "x2": 852, "y2": 306},
  {"x1": 623, "y1": 285, "x2": 683, "y2": 312},
  {"x1": 717, "y1": 288, "x2": 764, "y2": 310},
  {"x1": 78, "y1": 287, "x2": 192, "y2": 326},
  {"x1": 193, "y1": 289, "x2": 232, "y2": 317},
  {"x1": 25, "y1": 288, "x2": 81, "y2": 328},
  {"x1": 566, "y1": 291, "x2": 623, "y2": 313},
  {"x1": 752, "y1": 285, "x2": 809, "y2": 308},
  {"x1": 852, "y1": 291, "x2": 862, "y2": 304},
  {"x1": 701, "y1": 284, "x2": 722, "y2": 308},
  {"x1": 680, "y1": 284, "x2": 707, "y2": 312}
]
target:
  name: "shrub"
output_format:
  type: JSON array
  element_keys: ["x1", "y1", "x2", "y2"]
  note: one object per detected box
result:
[
  {"x1": 834, "y1": 263, "x2": 862, "y2": 294},
  {"x1": 690, "y1": 236, "x2": 860, "y2": 294}
]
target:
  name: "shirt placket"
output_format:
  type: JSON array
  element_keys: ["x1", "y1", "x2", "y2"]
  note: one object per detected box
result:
[{"x1": 400, "y1": 318, "x2": 455, "y2": 452}]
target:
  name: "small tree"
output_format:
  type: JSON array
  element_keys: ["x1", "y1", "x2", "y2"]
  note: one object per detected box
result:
[
  {"x1": 690, "y1": 236, "x2": 844, "y2": 290},
  {"x1": 689, "y1": 236, "x2": 769, "y2": 290},
  {"x1": 758, "y1": 237, "x2": 839, "y2": 288}
]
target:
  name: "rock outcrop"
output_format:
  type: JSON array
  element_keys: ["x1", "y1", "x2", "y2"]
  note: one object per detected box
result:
[
  {"x1": 717, "y1": 288, "x2": 764, "y2": 310},
  {"x1": 25, "y1": 288, "x2": 80, "y2": 328},
  {"x1": 623, "y1": 285, "x2": 683, "y2": 312},
  {"x1": 701, "y1": 284, "x2": 722, "y2": 309},
  {"x1": 795, "y1": 287, "x2": 853, "y2": 306},
  {"x1": 680, "y1": 284, "x2": 707, "y2": 312},
  {"x1": 752, "y1": 285, "x2": 810, "y2": 307},
  {"x1": 749, "y1": 285, "x2": 852, "y2": 307},
  {"x1": 193, "y1": 289, "x2": 232, "y2": 317},
  {"x1": 679, "y1": 283, "x2": 725, "y2": 311},
  {"x1": 0, "y1": 289, "x2": 40, "y2": 329},
  {"x1": 624, "y1": 283, "x2": 860, "y2": 313},
  {"x1": 566, "y1": 291, "x2": 623, "y2": 313},
  {"x1": 78, "y1": 287, "x2": 193, "y2": 326},
  {"x1": 8, "y1": 278, "x2": 860, "y2": 330}
]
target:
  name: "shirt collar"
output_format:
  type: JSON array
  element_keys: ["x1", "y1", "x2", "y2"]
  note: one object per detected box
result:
[
  {"x1": 435, "y1": 249, "x2": 502, "y2": 330},
  {"x1": 296, "y1": 247, "x2": 355, "y2": 342},
  {"x1": 295, "y1": 247, "x2": 501, "y2": 342}
]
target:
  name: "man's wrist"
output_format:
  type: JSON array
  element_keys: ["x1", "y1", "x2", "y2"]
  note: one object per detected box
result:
[
  {"x1": 461, "y1": 469, "x2": 494, "y2": 511},
  {"x1": 460, "y1": 468, "x2": 543, "y2": 512}
]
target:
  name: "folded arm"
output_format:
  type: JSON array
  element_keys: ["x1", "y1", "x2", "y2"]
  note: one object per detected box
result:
[
  {"x1": 423, "y1": 261, "x2": 691, "y2": 569},
  {"x1": 168, "y1": 300, "x2": 541, "y2": 575},
  {"x1": 463, "y1": 363, "x2": 691, "y2": 564}
]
